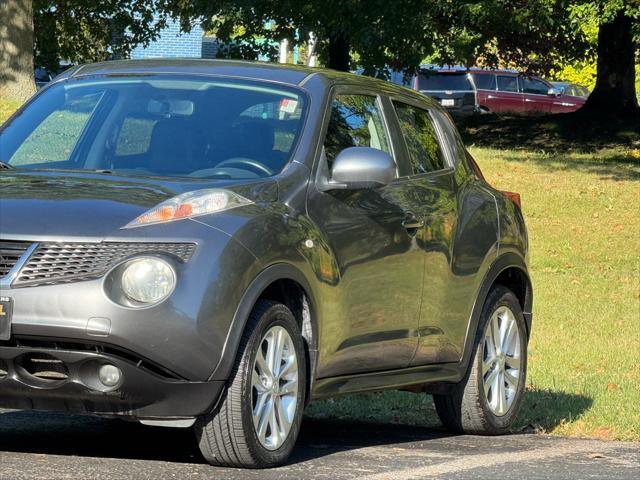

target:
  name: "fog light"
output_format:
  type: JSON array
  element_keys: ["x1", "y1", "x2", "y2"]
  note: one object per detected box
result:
[
  {"x1": 121, "y1": 257, "x2": 176, "y2": 305},
  {"x1": 98, "y1": 364, "x2": 122, "y2": 387}
]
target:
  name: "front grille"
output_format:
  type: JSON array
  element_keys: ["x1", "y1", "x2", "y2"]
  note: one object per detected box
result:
[
  {"x1": 0, "y1": 241, "x2": 31, "y2": 277},
  {"x1": 12, "y1": 242, "x2": 196, "y2": 287}
]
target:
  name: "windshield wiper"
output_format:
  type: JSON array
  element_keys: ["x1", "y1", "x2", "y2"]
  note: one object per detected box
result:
[{"x1": 0, "y1": 161, "x2": 15, "y2": 170}]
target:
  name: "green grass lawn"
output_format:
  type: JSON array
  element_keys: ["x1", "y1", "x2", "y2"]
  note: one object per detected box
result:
[{"x1": 2, "y1": 98, "x2": 639, "y2": 440}]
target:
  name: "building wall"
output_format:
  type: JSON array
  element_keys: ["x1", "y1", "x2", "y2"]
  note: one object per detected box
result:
[
  {"x1": 201, "y1": 37, "x2": 220, "y2": 59},
  {"x1": 131, "y1": 18, "x2": 203, "y2": 59}
]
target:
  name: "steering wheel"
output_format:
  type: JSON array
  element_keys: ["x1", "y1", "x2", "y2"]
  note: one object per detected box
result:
[{"x1": 214, "y1": 157, "x2": 274, "y2": 177}]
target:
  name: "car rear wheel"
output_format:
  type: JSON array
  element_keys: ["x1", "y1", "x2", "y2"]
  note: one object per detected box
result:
[
  {"x1": 195, "y1": 300, "x2": 306, "y2": 468},
  {"x1": 433, "y1": 285, "x2": 527, "y2": 434}
]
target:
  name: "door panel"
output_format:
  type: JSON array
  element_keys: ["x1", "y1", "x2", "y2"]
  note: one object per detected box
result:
[
  {"x1": 521, "y1": 77, "x2": 553, "y2": 113},
  {"x1": 311, "y1": 92, "x2": 423, "y2": 378},
  {"x1": 309, "y1": 184, "x2": 425, "y2": 377},
  {"x1": 406, "y1": 173, "x2": 460, "y2": 364},
  {"x1": 495, "y1": 76, "x2": 524, "y2": 113},
  {"x1": 389, "y1": 101, "x2": 462, "y2": 365}
]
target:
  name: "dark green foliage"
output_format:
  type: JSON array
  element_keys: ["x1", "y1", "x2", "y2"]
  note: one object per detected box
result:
[{"x1": 34, "y1": 1, "x2": 167, "y2": 72}]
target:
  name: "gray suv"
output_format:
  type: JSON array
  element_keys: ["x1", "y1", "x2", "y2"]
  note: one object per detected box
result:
[{"x1": 0, "y1": 60, "x2": 532, "y2": 468}]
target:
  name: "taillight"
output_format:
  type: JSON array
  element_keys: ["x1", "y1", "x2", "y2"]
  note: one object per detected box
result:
[{"x1": 501, "y1": 191, "x2": 522, "y2": 209}]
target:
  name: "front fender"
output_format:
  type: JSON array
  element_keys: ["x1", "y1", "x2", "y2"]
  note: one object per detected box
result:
[{"x1": 207, "y1": 262, "x2": 319, "y2": 381}]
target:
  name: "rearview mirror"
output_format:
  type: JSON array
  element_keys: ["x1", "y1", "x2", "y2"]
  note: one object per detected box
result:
[
  {"x1": 320, "y1": 147, "x2": 396, "y2": 191},
  {"x1": 547, "y1": 87, "x2": 562, "y2": 96}
]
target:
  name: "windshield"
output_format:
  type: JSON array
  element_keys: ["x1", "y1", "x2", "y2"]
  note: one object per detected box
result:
[
  {"x1": 418, "y1": 73, "x2": 473, "y2": 91},
  {"x1": 0, "y1": 75, "x2": 307, "y2": 179}
]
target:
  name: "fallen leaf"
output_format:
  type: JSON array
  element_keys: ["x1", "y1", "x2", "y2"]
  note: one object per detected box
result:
[{"x1": 589, "y1": 453, "x2": 605, "y2": 459}]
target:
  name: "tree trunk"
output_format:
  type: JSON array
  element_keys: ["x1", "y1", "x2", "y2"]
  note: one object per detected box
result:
[
  {"x1": 326, "y1": 31, "x2": 351, "y2": 71},
  {"x1": 0, "y1": 0, "x2": 36, "y2": 102},
  {"x1": 581, "y1": 10, "x2": 638, "y2": 117}
]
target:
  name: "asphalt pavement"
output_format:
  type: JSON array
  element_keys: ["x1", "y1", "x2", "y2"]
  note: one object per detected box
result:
[{"x1": 0, "y1": 408, "x2": 637, "y2": 479}]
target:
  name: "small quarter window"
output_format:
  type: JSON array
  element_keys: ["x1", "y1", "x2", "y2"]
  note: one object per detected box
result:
[{"x1": 394, "y1": 102, "x2": 446, "y2": 174}]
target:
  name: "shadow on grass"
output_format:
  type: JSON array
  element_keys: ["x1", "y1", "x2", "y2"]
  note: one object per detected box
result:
[
  {"x1": 457, "y1": 112, "x2": 640, "y2": 153},
  {"x1": 516, "y1": 388, "x2": 594, "y2": 434},
  {"x1": 306, "y1": 388, "x2": 593, "y2": 438},
  {"x1": 486, "y1": 149, "x2": 640, "y2": 182}
]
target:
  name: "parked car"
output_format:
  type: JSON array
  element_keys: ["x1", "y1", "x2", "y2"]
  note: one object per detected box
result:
[
  {"x1": 550, "y1": 81, "x2": 591, "y2": 99},
  {"x1": 0, "y1": 59, "x2": 532, "y2": 468},
  {"x1": 414, "y1": 66, "x2": 585, "y2": 114}
]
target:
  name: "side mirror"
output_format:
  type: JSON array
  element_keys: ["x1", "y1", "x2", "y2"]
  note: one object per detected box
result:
[
  {"x1": 320, "y1": 147, "x2": 396, "y2": 191},
  {"x1": 548, "y1": 87, "x2": 562, "y2": 96}
]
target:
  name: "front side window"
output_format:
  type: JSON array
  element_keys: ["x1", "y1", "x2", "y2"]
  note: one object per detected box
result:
[
  {"x1": 522, "y1": 77, "x2": 550, "y2": 95},
  {"x1": 394, "y1": 102, "x2": 446, "y2": 174},
  {"x1": 497, "y1": 75, "x2": 519, "y2": 92},
  {"x1": 0, "y1": 76, "x2": 307, "y2": 179},
  {"x1": 324, "y1": 94, "x2": 391, "y2": 166}
]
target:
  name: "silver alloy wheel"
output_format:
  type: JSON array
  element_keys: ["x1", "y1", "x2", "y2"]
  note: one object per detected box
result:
[
  {"x1": 482, "y1": 305, "x2": 522, "y2": 417},
  {"x1": 251, "y1": 325, "x2": 299, "y2": 451}
]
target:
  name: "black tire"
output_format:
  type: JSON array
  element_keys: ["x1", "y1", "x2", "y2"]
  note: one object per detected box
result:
[
  {"x1": 434, "y1": 285, "x2": 527, "y2": 435},
  {"x1": 195, "y1": 300, "x2": 307, "y2": 468}
]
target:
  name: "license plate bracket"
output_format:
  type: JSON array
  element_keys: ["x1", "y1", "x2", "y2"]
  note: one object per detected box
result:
[{"x1": 0, "y1": 296, "x2": 13, "y2": 341}]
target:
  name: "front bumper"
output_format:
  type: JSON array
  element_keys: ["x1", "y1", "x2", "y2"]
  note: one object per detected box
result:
[
  {"x1": 0, "y1": 220, "x2": 260, "y2": 381},
  {"x1": 0, "y1": 340, "x2": 224, "y2": 418}
]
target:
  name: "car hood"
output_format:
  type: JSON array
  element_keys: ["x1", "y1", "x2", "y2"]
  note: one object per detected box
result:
[{"x1": 0, "y1": 170, "x2": 276, "y2": 240}]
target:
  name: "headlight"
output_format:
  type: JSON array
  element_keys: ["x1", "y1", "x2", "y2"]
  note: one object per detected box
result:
[
  {"x1": 120, "y1": 258, "x2": 176, "y2": 305},
  {"x1": 122, "y1": 189, "x2": 253, "y2": 228}
]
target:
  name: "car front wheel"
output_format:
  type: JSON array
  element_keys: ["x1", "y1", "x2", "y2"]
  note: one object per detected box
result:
[
  {"x1": 434, "y1": 285, "x2": 528, "y2": 434},
  {"x1": 195, "y1": 300, "x2": 306, "y2": 468}
]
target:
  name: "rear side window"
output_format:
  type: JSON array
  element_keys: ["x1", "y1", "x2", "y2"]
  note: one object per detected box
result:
[
  {"x1": 522, "y1": 77, "x2": 550, "y2": 95},
  {"x1": 417, "y1": 73, "x2": 473, "y2": 91},
  {"x1": 497, "y1": 75, "x2": 519, "y2": 92},
  {"x1": 472, "y1": 74, "x2": 496, "y2": 90},
  {"x1": 324, "y1": 94, "x2": 391, "y2": 167},
  {"x1": 394, "y1": 102, "x2": 446, "y2": 174}
]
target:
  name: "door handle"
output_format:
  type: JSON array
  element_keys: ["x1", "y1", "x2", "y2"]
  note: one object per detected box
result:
[{"x1": 524, "y1": 98, "x2": 535, "y2": 102}]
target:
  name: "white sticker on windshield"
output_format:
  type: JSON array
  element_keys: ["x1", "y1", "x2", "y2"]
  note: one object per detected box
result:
[{"x1": 280, "y1": 98, "x2": 298, "y2": 114}]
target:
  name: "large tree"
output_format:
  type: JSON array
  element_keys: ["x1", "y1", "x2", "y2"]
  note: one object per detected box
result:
[
  {"x1": 579, "y1": 2, "x2": 639, "y2": 116},
  {"x1": 0, "y1": 0, "x2": 36, "y2": 101}
]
